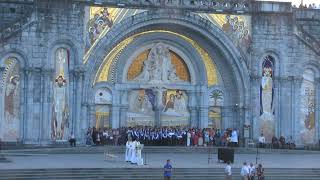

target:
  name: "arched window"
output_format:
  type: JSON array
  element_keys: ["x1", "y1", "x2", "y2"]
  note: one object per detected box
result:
[
  {"x1": 299, "y1": 69, "x2": 316, "y2": 144},
  {"x1": 51, "y1": 48, "x2": 70, "y2": 141},
  {"x1": 1, "y1": 57, "x2": 20, "y2": 141},
  {"x1": 259, "y1": 55, "x2": 275, "y2": 141}
]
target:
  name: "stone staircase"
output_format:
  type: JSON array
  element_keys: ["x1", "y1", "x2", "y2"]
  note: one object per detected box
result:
[
  {"x1": 0, "y1": 7, "x2": 35, "y2": 43},
  {"x1": 3, "y1": 145, "x2": 320, "y2": 155},
  {"x1": 0, "y1": 168, "x2": 319, "y2": 180},
  {"x1": 294, "y1": 25, "x2": 320, "y2": 56}
]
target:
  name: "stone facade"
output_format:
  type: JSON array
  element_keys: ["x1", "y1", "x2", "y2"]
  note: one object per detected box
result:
[{"x1": 0, "y1": 1, "x2": 319, "y2": 146}]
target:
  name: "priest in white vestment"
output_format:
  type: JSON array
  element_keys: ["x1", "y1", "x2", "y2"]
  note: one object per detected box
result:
[
  {"x1": 136, "y1": 140, "x2": 144, "y2": 166},
  {"x1": 130, "y1": 140, "x2": 137, "y2": 164},
  {"x1": 125, "y1": 139, "x2": 132, "y2": 162}
]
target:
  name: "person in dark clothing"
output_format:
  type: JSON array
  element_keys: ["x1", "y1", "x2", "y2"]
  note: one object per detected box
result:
[{"x1": 164, "y1": 159, "x2": 173, "y2": 180}]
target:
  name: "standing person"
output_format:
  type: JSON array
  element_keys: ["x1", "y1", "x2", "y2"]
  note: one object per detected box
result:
[
  {"x1": 186, "y1": 130, "x2": 191, "y2": 147},
  {"x1": 249, "y1": 163, "x2": 256, "y2": 180},
  {"x1": 86, "y1": 128, "x2": 92, "y2": 146},
  {"x1": 230, "y1": 129, "x2": 238, "y2": 147},
  {"x1": 240, "y1": 162, "x2": 249, "y2": 180},
  {"x1": 68, "y1": 132, "x2": 76, "y2": 147},
  {"x1": 224, "y1": 161, "x2": 232, "y2": 180},
  {"x1": 125, "y1": 138, "x2": 132, "y2": 162},
  {"x1": 92, "y1": 127, "x2": 97, "y2": 145},
  {"x1": 164, "y1": 159, "x2": 173, "y2": 180},
  {"x1": 258, "y1": 133, "x2": 266, "y2": 148},
  {"x1": 256, "y1": 164, "x2": 264, "y2": 180},
  {"x1": 130, "y1": 139, "x2": 137, "y2": 164}
]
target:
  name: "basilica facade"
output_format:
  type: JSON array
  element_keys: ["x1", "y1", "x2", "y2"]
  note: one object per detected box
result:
[{"x1": 0, "y1": 0, "x2": 319, "y2": 146}]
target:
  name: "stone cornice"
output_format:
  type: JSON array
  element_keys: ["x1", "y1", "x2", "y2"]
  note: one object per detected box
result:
[{"x1": 74, "y1": 0, "x2": 252, "y2": 14}]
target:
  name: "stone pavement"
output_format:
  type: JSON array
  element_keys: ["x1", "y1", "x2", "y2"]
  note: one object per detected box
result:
[{"x1": 1, "y1": 152, "x2": 320, "y2": 169}]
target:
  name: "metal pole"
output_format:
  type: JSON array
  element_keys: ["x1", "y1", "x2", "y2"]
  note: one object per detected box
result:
[
  {"x1": 144, "y1": 151, "x2": 147, "y2": 165},
  {"x1": 255, "y1": 143, "x2": 259, "y2": 164}
]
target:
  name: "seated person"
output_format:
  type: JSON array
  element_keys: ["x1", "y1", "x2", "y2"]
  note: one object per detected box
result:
[
  {"x1": 69, "y1": 132, "x2": 76, "y2": 147},
  {"x1": 258, "y1": 133, "x2": 266, "y2": 148},
  {"x1": 279, "y1": 136, "x2": 286, "y2": 149},
  {"x1": 287, "y1": 136, "x2": 295, "y2": 149},
  {"x1": 272, "y1": 136, "x2": 279, "y2": 149}
]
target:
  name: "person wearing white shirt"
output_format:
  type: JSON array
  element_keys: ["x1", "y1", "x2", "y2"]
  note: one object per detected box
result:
[
  {"x1": 248, "y1": 163, "x2": 256, "y2": 180},
  {"x1": 230, "y1": 129, "x2": 238, "y2": 147},
  {"x1": 224, "y1": 161, "x2": 232, "y2": 180},
  {"x1": 240, "y1": 162, "x2": 249, "y2": 180},
  {"x1": 258, "y1": 133, "x2": 266, "y2": 148}
]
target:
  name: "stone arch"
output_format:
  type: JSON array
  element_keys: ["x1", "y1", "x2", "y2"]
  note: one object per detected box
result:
[
  {"x1": 296, "y1": 67, "x2": 318, "y2": 145},
  {"x1": 0, "y1": 50, "x2": 28, "y2": 68},
  {"x1": 301, "y1": 62, "x2": 320, "y2": 78},
  {"x1": 47, "y1": 37, "x2": 84, "y2": 140},
  {"x1": 258, "y1": 50, "x2": 281, "y2": 78},
  {"x1": 0, "y1": 51, "x2": 28, "y2": 142},
  {"x1": 47, "y1": 40, "x2": 81, "y2": 70},
  {"x1": 84, "y1": 10, "x2": 250, "y2": 129}
]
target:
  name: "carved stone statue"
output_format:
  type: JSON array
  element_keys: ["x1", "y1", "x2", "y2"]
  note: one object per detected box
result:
[{"x1": 134, "y1": 43, "x2": 183, "y2": 84}]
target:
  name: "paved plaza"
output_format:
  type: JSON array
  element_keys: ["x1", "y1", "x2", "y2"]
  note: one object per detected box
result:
[{"x1": 1, "y1": 151, "x2": 320, "y2": 169}]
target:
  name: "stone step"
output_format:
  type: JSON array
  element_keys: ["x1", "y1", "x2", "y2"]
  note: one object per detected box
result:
[
  {"x1": 4, "y1": 146, "x2": 320, "y2": 155},
  {"x1": 0, "y1": 168, "x2": 319, "y2": 180}
]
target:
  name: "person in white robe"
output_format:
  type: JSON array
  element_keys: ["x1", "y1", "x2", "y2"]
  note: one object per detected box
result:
[
  {"x1": 125, "y1": 139, "x2": 132, "y2": 162},
  {"x1": 130, "y1": 139, "x2": 137, "y2": 164},
  {"x1": 187, "y1": 131, "x2": 191, "y2": 146},
  {"x1": 136, "y1": 140, "x2": 144, "y2": 166}
]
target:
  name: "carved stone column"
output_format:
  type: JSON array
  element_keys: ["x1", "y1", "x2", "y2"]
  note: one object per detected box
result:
[
  {"x1": 292, "y1": 77, "x2": 303, "y2": 139},
  {"x1": 119, "y1": 90, "x2": 128, "y2": 127},
  {"x1": 88, "y1": 103, "x2": 96, "y2": 128},
  {"x1": 187, "y1": 90, "x2": 197, "y2": 127},
  {"x1": 22, "y1": 67, "x2": 34, "y2": 143},
  {"x1": 73, "y1": 67, "x2": 85, "y2": 139},
  {"x1": 40, "y1": 68, "x2": 54, "y2": 143}
]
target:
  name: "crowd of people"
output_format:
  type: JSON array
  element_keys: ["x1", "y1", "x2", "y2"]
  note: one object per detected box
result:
[
  {"x1": 85, "y1": 126, "x2": 240, "y2": 147},
  {"x1": 258, "y1": 133, "x2": 296, "y2": 149},
  {"x1": 293, "y1": 3, "x2": 320, "y2": 9}
]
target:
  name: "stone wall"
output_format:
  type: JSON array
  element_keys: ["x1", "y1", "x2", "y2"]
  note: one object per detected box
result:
[
  {"x1": 0, "y1": 1, "x2": 85, "y2": 143},
  {"x1": 0, "y1": 1, "x2": 319, "y2": 145}
]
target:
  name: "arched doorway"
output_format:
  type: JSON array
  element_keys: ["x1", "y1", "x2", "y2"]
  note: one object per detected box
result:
[{"x1": 84, "y1": 10, "x2": 250, "y2": 132}]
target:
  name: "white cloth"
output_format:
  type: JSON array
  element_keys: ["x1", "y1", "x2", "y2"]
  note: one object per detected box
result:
[
  {"x1": 187, "y1": 132, "x2": 191, "y2": 146},
  {"x1": 130, "y1": 141, "x2": 137, "y2": 163},
  {"x1": 125, "y1": 141, "x2": 131, "y2": 162},
  {"x1": 249, "y1": 165, "x2": 256, "y2": 176},
  {"x1": 225, "y1": 165, "x2": 232, "y2": 176},
  {"x1": 231, "y1": 130, "x2": 238, "y2": 143},
  {"x1": 240, "y1": 165, "x2": 249, "y2": 176},
  {"x1": 136, "y1": 141, "x2": 144, "y2": 166},
  {"x1": 259, "y1": 136, "x2": 266, "y2": 143}
]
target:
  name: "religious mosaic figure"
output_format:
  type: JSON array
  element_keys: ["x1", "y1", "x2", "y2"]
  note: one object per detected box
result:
[
  {"x1": 52, "y1": 48, "x2": 69, "y2": 141},
  {"x1": 259, "y1": 56, "x2": 275, "y2": 141},
  {"x1": 222, "y1": 15, "x2": 251, "y2": 52},
  {"x1": 161, "y1": 90, "x2": 189, "y2": 126},
  {"x1": 127, "y1": 89, "x2": 155, "y2": 127},
  {"x1": 299, "y1": 69, "x2": 316, "y2": 144},
  {"x1": 86, "y1": 8, "x2": 114, "y2": 49},
  {"x1": 134, "y1": 43, "x2": 183, "y2": 84},
  {"x1": 1, "y1": 58, "x2": 20, "y2": 141}
]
